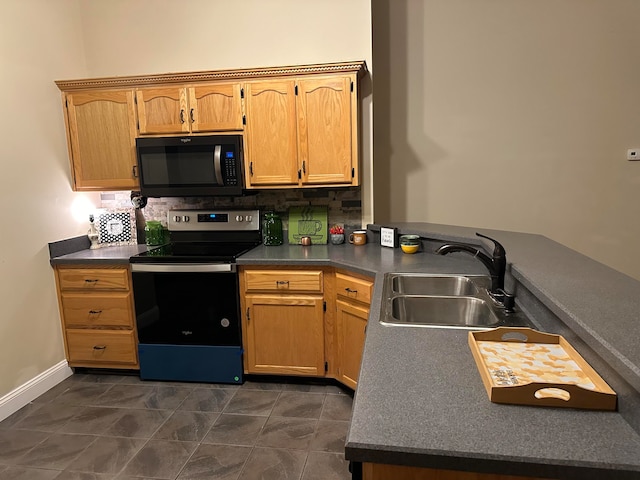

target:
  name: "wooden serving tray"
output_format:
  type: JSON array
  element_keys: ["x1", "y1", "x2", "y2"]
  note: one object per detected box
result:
[{"x1": 468, "y1": 327, "x2": 616, "y2": 410}]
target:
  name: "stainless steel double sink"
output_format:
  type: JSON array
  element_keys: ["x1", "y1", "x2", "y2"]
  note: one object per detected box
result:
[{"x1": 381, "y1": 273, "x2": 530, "y2": 329}]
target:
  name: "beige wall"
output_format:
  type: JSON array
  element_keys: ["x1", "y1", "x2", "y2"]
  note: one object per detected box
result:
[
  {"x1": 373, "y1": 0, "x2": 640, "y2": 280},
  {"x1": 0, "y1": 0, "x2": 98, "y2": 397}
]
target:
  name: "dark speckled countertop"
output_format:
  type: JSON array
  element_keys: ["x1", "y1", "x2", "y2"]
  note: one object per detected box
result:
[{"x1": 49, "y1": 225, "x2": 640, "y2": 478}]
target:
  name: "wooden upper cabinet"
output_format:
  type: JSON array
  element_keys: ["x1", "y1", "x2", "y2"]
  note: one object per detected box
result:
[
  {"x1": 136, "y1": 83, "x2": 243, "y2": 135},
  {"x1": 297, "y1": 75, "x2": 354, "y2": 185},
  {"x1": 189, "y1": 83, "x2": 243, "y2": 131},
  {"x1": 243, "y1": 74, "x2": 358, "y2": 189},
  {"x1": 64, "y1": 90, "x2": 139, "y2": 191},
  {"x1": 244, "y1": 80, "x2": 299, "y2": 186},
  {"x1": 136, "y1": 87, "x2": 188, "y2": 134}
]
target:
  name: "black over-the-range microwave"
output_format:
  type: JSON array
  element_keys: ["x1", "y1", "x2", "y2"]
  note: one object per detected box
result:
[{"x1": 135, "y1": 135, "x2": 244, "y2": 197}]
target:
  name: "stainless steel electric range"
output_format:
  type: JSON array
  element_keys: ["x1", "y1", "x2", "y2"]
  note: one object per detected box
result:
[{"x1": 129, "y1": 209, "x2": 261, "y2": 384}]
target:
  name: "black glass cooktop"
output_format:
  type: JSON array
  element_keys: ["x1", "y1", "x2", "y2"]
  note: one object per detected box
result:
[{"x1": 130, "y1": 242, "x2": 260, "y2": 263}]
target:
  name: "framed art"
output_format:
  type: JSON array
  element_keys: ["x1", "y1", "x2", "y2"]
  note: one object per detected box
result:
[{"x1": 96, "y1": 209, "x2": 137, "y2": 246}]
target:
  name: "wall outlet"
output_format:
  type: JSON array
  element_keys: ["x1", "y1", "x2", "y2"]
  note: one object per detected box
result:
[
  {"x1": 627, "y1": 149, "x2": 639, "y2": 161},
  {"x1": 380, "y1": 227, "x2": 398, "y2": 248}
]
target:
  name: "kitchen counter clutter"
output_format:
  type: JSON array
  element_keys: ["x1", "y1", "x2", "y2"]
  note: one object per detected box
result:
[{"x1": 49, "y1": 225, "x2": 640, "y2": 479}]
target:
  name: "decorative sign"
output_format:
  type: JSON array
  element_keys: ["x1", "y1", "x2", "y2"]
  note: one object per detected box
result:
[
  {"x1": 288, "y1": 206, "x2": 328, "y2": 245},
  {"x1": 97, "y1": 209, "x2": 136, "y2": 246},
  {"x1": 380, "y1": 227, "x2": 398, "y2": 248}
]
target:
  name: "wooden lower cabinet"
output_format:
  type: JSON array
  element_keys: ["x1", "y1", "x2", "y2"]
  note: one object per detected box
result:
[
  {"x1": 334, "y1": 271, "x2": 373, "y2": 389},
  {"x1": 363, "y1": 463, "x2": 551, "y2": 480},
  {"x1": 239, "y1": 266, "x2": 373, "y2": 389},
  {"x1": 54, "y1": 264, "x2": 139, "y2": 369},
  {"x1": 244, "y1": 294, "x2": 325, "y2": 376},
  {"x1": 336, "y1": 299, "x2": 368, "y2": 389}
]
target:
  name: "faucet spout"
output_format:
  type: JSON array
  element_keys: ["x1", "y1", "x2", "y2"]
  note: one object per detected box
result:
[{"x1": 435, "y1": 233, "x2": 506, "y2": 293}]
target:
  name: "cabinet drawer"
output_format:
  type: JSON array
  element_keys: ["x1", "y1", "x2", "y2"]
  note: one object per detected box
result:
[
  {"x1": 66, "y1": 329, "x2": 137, "y2": 365},
  {"x1": 58, "y1": 267, "x2": 130, "y2": 291},
  {"x1": 244, "y1": 270, "x2": 323, "y2": 293},
  {"x1": 336, "y1": 273, "x2": 374, "y2": 305},
  {"x1": 61, "y1": 292, "x2": 133, "y2": 328}
]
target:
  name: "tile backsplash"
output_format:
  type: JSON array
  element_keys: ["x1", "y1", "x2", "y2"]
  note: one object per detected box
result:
[{"x1": 100, "y1": 188, "x2": 363, "y2": 239}]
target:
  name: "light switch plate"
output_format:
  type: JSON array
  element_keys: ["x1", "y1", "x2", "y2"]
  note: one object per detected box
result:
[{"x1": 380, "y1": 227, "x2": 398, "y2": 248}]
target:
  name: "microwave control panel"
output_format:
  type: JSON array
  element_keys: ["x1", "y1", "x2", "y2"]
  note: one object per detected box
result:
[{"x1": 224, "y1": 151, "x2": 238, "y2": 186}]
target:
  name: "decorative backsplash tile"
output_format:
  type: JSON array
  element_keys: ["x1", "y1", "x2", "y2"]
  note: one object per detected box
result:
[{"x1": 100, "y1": 188, "x2": 363, "y2": 236}]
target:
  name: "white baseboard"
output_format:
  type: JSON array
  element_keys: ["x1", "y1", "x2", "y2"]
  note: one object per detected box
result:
[{"x1": 0, "y1": 360, "x2": 73, "y2": 422}]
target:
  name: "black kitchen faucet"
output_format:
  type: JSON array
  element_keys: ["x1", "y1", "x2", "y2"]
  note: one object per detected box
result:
[{"x1": 436, "y1": 233, "x2": 515, "y2": 311}]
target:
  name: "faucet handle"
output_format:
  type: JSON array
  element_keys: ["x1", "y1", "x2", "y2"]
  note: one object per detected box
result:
[{"x1": 476, "y1": 232, "x2": 505, "y2": 259}]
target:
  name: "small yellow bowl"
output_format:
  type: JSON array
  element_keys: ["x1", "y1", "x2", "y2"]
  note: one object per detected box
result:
[{"x1": 401, "y1": 244, "x2": 419, "y2": 254}]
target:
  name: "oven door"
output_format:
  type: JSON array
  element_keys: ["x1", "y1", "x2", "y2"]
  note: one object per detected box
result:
[{"x1": 131, "y1": 263, "x2": 243, "y2": 383}]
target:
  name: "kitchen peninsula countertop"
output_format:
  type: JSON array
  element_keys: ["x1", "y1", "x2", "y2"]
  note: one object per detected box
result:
[{"x1": 239, "y1": 228, "x2": 640, "y2": 479}]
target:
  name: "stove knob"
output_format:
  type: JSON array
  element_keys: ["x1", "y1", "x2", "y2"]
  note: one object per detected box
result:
[
  {"x1": 173, "y1": 215, "x2": 181, "y2": 222},
  {"x1": 236, "y1": 215, "x2": 244, "y2": 222},
  {"x1": 183, "y1": 215, "x2": 190, "y2": 222}
]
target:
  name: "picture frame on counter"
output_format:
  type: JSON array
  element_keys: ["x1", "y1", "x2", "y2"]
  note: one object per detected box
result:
[
  {"x1": 96, "y1": 208, "x2": 137, "y2": 247},
  {"x1": 380, "y1": 227, "x2": 398, "y2": 248}
]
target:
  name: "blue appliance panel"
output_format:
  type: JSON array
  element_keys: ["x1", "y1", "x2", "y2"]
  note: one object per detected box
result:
[{"x1": 138, "y1": 344, "x2": 243, "y2": 384}]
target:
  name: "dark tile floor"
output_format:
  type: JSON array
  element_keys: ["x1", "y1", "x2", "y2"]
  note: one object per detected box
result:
[{"x1": 0, "y1": 373, "x2": 354, "y2": 479}]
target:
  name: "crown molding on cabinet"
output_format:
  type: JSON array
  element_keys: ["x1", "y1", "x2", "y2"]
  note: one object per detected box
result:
[{"x1": 56, "y1": 60, "x2": 368, "y2": 91}]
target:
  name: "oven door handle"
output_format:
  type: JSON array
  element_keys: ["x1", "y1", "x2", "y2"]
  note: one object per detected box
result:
[{"x1": 131, "y1": 263, "x2": 236, "y2": 273}]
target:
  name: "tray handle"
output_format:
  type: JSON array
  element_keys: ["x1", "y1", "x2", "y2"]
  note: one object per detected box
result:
[
  {"x1": 471, "y1": 327, "x2": 561, "y2": 344},
  {"x1": 491, "y1": 382, "x2": 617, "y2": 411}
]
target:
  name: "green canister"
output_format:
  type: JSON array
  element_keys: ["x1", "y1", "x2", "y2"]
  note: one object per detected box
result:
[
  {"x1": 262, "y1": 212, "x2": 283, "y2": 246},
  {"x1": 144, "y1": 220, "x2": 164, "y2": 246}
]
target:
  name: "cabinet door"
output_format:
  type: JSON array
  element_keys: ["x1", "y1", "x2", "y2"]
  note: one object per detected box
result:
[
  {"x1": 245, "y1": 295, "x2": 324, "y2": 376},
  {"x1": 297, "y1": 76, "x2": 354, "y2": 185},
  {"x1": 244, "y1": 80, "x2": 299, "y2": 186},
  {"x1": 136, "y1": 87, "x2": 188, "y2": 134},
  {"x1": 336, "y1": 299, "x2": 369, "y2": 390},
  {"x1": 189, "y1": 83, "x2": 243, "y2": 132},
  {"x1": 65, "y1": 90, "x2": 138, "y2": 191}
]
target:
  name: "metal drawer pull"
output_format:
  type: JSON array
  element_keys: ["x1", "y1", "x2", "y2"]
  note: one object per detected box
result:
[
  {"x1": 84, "y1": 279, "x2": 99, "y2": 283},
  {"x1": 345, "y1": 288, "x2": 358, "y2": 294},
  {"x1": 88, "y1": 310, "x2": 102, "y2": 314},
  {"x1": 180, "y1": 109, "x2": 185, "y2": 124},
  {"x1": 93, "y1": 345, "x2": 107, "y2": 350},
  {"x1": 276, "y1": 280, "x2": 290, "y2": 285}
]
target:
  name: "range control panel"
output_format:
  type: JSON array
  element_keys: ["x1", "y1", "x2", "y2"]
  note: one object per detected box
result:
[{"x1": 168, "y1": 209, "x2": 260, "y2": 232}]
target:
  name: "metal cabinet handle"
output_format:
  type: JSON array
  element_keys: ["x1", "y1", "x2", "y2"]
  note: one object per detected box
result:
[
  {"x1": 246, "y1": 307, "x2": 250, "y2": 322},
  {"x1": 84, "y1": 279, "x2": 99, "y2": 283},
  {"x1": 249, "y1": 162, "x2": 254, "y2": 176},
  {"x1": 190, "y1": 108, "x2": 195, "y2": 123},
  {"x1": 302, "y1": 161, "x2": 306, "y2": 174},
  {"x1": 180, "y1": 109, "x2": 185, "y2": 124},
  {"x1": 132, "y1": 165, "x2": 138, "y2": 178},
  {"x1": 93, "y1": 345, "x2": 107, "y2": 350},
  {"x1": 88, "y1": 310, "x2": 102, "y2": 315},
  {"x1": 276, "y1": 280, "x2": 290, "y2": 286},
  {"x1": 345, "y1": 288, "x2": 358, "y2": 294}
]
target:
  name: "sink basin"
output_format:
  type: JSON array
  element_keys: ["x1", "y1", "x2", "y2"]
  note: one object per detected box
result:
[
  {"x1": 384, "y1": 295, "x2": 500, "y2": 328},
  {"x1": 389, "y1": 274, "x2": 490, "y2": 296},
  {"x1": 380, "y1": 273, "x2": 532, "y2": 330}
]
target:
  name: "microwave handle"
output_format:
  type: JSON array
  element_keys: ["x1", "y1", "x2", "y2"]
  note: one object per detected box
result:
[{"x1": 214, "y1": 145, "x2": 223, "y2": 185}]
